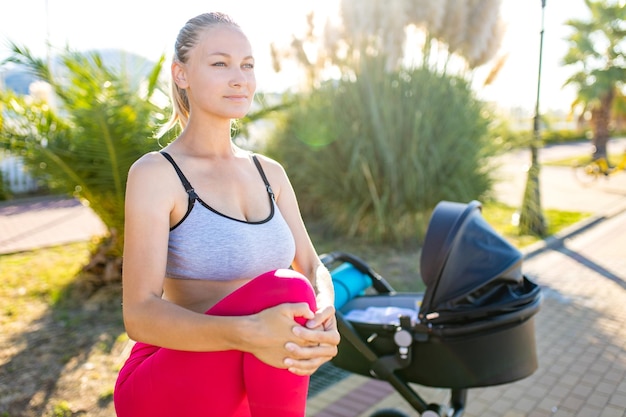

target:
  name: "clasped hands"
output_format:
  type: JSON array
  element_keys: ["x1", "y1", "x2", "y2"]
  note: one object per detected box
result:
[
  {"x1": 285, "y1": 304, "x2": 339, "y2": 375},
  {"x1": 252, "y1": 302, "x2": 340, "y2": 376}
]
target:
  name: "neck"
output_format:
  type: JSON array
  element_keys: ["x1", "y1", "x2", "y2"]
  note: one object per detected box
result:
[{"x1": 175, "y1": 118, "x2": 240, "y2": 158}]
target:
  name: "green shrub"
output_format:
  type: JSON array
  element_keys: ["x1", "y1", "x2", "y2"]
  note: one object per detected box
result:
[
  {"x1": 0, "y1": 170, "x2": 8, "y2": 201},
  {"x1": 541, "y1": 129, "x2": 589, "y2": 145},
  {"x1": 267, "y1": 60, "x2": 498, "y2": 244}
]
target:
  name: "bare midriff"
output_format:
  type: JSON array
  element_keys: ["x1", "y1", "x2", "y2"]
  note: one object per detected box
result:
[{"x1": 162, "y1": 277, "x2": 252, "y2": 314}]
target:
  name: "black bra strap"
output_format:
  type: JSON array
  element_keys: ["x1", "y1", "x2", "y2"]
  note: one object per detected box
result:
[
  {"x1": 161, "y1": 152, "x2": 273, "y2": 203},
  {"x1": 160, "y1": 152, "x2": 198, "y2": 200},
  {"x1": 251, "y1": 154, "x2": 275, "y2": 201}
]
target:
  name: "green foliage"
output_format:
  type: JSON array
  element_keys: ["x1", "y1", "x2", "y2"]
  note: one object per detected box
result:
[
  {"x1": 0, "y1": 45, "x2": 168, "y2": 255},
  {"x1": 494, "y1": 128, "x2": 590, "y2": 150},
  {"x1": 487, "y1": 119, "x2": 533, "y2": 151},
  {"x1": 541, "y1": 129, "x2": 588, "y2": 145},
  {"x1": 267, "y1": 59, "x2": 497, "y2": 244},
  {"x1": 52, "y1": 401, "x2": 72, "y2": 417},
  {"x1": 562, "y1": 0, "x2": 626, "y2": 155},
  {"x1": 0, "y1": 169, "x2": 9, "y2": 201}
]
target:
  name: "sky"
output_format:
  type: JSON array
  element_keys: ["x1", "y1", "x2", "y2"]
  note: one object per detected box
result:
[{"x1": 0, "y1": 0, "x2": 589, "y2": 113}]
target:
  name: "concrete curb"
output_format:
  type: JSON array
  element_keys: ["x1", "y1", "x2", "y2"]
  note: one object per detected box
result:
[{"x1": 522, "y1": 197, "x2": 626, "y2": 260}]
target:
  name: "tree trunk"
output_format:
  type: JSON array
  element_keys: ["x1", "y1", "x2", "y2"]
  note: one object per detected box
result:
[
  {"x1": 591, "y1": 90, "x2": 614, "y2": 160},
  {"x1": 518, "y1": 144, "x2": 546, "y2": 237}
]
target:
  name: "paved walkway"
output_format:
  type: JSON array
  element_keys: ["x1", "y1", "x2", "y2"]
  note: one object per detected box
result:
[
  {"x1": 0, "y1": 195, "x2": 107, "y2": 255},
  {"x1": 1, "y1": 141, "x2": 626, "y2": 416}
]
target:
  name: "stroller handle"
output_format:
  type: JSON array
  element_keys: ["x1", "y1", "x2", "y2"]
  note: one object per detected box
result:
[{"x1": 320, "y1": 251, "x2": 396, "y2": 294}]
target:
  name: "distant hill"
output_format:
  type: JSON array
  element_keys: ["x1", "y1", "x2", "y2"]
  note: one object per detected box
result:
[
  {"x1": 1, "y1": 49, "x2": 159, "y2": 94},
  {"x1": 1, "y1": 70, "x2": 34, "y2": 94}
]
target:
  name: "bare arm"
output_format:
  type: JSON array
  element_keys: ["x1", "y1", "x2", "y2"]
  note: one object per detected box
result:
[{"x1": 120, "y1": 153, "x2": 316, "y2": 369}]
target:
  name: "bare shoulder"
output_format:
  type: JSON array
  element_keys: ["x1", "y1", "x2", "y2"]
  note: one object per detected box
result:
[
  {"x1": 253, "y1": 153, "x2": 288, "y2": 179},
  {"x1": 127, "y1": 151, "x2": 180, "y2": 189},
  {"x1": 128, "y1": 151, "x2": 170, "y2": 177},
  {"x1": 126, "y1": 151, "x2": 180, "y2": 207}
]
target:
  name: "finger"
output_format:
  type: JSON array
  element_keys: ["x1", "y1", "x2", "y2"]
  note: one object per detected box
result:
[
  {"x1": 306, "y1": 314, "x2": 337, "y2": 331},
  {"x1": 292, "y1": 325, "x2": 340, "y2": 346},
  {"x1": 282, "y1": 302, "x2": 315, "y2": 320},
  {"x1": 284, "y1": 356, "x2": 333, "y2": 376},
  {"x1": 305, "y1": 306, "x2": 335, "y2": 328},
  {"x1": 285, "y1": 342, "x2": 338, "y2": 360}
]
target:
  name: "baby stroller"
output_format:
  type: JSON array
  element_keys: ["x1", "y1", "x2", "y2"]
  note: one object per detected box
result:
[{"x1": 321, "y1": 200, "x2": 542, "y2": 417}]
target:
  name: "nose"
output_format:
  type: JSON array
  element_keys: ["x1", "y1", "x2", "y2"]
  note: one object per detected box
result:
[{"x1": 229, "y1": 67, "x2": 247, "y2": 88}]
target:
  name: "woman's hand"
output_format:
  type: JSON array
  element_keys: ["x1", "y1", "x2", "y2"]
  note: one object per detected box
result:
[
  {"x1": 247, "y1": 303, "x2": 339, "y2": 376},
  {"x1": 244, "y1": 303, "x2": 316, "y2": 370},
  {"x1": 284, "y1": 305, "x2": 340, "y2": 376}
]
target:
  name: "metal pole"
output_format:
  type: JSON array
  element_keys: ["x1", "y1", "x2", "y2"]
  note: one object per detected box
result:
[
  {"x1": 532, "y1": 0, "x2": 547, "y2": 166},
  {"x1": 519, "y1": 0, "x2": 547, "y2": 236}
]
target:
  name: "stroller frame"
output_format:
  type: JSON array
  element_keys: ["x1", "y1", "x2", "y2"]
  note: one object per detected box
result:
[
  {"x1": 321, "y1": 200, "x2": 542, "y2": 417},
  {"x1": 323, "y1": 251, "x2": 467, "y2": 417}
]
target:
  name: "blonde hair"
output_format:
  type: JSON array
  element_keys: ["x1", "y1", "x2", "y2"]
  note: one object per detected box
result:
[{"x1": 158, "y1": 12, "x2": 241, "y2": 137}]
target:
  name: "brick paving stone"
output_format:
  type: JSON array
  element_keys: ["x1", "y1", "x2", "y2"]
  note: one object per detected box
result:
[
  {"x1": 464, "y1": 397, "x2": 490, "y2": 416},
  {"x1": 527, "y1": 411, "x2": 553, "y2": 417},
  {"x1": 558, "y1": 374, "x2": 581, "y2": 388},
  {"x1": 575, "y1": 405, "x2": 602, "y2": 417},
  {"x1": 514, "y1": 397, "x2": 539, "y2": 413},
  {"x1": 597, "y1": 382, "x2": 619, "y2": 395},
  {"x1": 587, "y1": 393, "x2": 610, "y2": 409},
  {"x1": 502, "y1": 411, "x2": 526, "y2": 417},
  {"x1": 609, "y1": 393, "x2": 626, "y2": 409},
  {"x1": 527, "y1": 385, "x2": 549, "y2": 400},
  {"x1": 537, "y1": 397, "x2": 562, "y2": 414},
  {"x1": 553, "y1": 410, "x2": 576, "y2": 417},
  {"x1": 560, "y1": 395, "x2": 585, "y2": 412},
  {"x1": 600, "y1": 406, "x2": 626, "y2": 417},
  {"x1": 571, "y1": 383, "x2": 595, "y2": 398}
]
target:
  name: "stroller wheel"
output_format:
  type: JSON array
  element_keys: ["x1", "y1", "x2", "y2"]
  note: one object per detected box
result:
[
  {"x1": 421, "y1": 404, "x2": 444, "y2": 417},
  {"x1": 370, "y1": 408, "x2": 410, "y2": 417}
]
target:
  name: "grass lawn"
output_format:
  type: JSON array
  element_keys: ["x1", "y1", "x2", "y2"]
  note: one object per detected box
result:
[
  {"x1": 0, "y1": 240, "x2": 125, "y2": 417},
  {"x1": 481, "y1": 201, "x2": 589, "y2": 249}
]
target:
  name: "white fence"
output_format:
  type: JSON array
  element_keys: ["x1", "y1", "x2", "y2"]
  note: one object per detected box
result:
[{"x1": 0, "y1": 151, "x2": 39, "y2": 194}]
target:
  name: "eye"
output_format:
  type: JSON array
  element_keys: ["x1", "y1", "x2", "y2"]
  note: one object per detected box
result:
[
  {"x1": 242, "y1": 63, "x2": 254, "y2": 69},
  {"x1": 212, "y1": 62, "x2": 227, "y2": 67}
]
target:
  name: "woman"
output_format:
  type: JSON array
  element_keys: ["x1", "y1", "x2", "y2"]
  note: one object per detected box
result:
[{"x1": 113, "y1": 12, "x2": 339, "y2": 417}]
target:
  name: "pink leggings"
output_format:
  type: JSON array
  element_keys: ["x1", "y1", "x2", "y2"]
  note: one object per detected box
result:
[{"x1": 114, "y1": 269, "x2": 317, "y2": 417}]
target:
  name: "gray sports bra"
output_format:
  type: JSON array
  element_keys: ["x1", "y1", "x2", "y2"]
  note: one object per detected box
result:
[{"x1": 161, "y1": 152, "x2": 296, "y2": 281}]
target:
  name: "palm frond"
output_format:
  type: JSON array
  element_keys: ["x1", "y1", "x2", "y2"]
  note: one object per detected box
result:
[{"x1": 1, "y1": 47, "x2": 167, "y2": 255}]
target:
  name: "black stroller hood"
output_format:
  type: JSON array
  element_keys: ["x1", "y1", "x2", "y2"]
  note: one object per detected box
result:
[{"x1": 419, "y1": 200, "x2": 541, "y2": 325}]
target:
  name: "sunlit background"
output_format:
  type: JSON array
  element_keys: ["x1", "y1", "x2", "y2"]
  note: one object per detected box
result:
[{"x1": 0, "y1": 0, "x2": 587, "y2": 114}]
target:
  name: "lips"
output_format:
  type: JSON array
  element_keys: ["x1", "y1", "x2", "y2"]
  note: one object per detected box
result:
[{"x1": 224, "y1": 95, "x2": 248, "y2": 101}]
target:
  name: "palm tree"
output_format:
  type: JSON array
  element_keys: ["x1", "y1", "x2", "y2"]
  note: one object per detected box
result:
[
  {"x1": 0, "y1": 44, "x2": 168, "y2": 284},
  {"x1": 562, "y1": 0, "x2": 626, "y2": 160}
]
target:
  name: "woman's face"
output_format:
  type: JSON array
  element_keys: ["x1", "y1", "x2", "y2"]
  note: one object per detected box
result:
[{"x1": 176, "y1": 24, "x2": 256, "y2": 121}]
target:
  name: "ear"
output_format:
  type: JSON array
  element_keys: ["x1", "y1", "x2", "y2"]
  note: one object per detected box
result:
[{"x1": 172, "y1": 61, "x2": 189, "y2": 89}]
